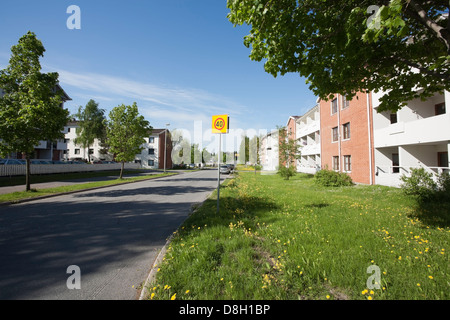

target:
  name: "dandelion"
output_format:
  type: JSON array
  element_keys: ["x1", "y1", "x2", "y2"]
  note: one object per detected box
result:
[
  {"x1": 170, "y1": 293, "x2": 177, "y2": 300},
  {"x1": 185, "y1": 290, "x2": 190, "y2": 294},
  {"x1": 326, "y1": 295, "x2": 330, "y2": 299},
  {"x1": 368, "y1": 296, "x2": 373, "y2": 300},
  {"x1": 150, "y1": 292, "x2": 155, "y2": 300},
  {"x1": 428, "y1": 276, "x2": 433, "y2": 280}
]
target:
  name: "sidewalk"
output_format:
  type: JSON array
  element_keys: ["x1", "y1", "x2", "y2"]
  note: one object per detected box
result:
[{"x1": 0, "y1": 171, "x2": 162, "y2": 194}]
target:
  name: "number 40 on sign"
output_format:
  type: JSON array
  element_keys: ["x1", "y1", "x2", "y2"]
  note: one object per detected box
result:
[{"x1": 212, "y1": 115, "x2": 229, "y2": 134}]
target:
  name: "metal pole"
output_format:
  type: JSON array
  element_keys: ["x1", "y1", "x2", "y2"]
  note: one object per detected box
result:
[{"x1": 217, "y1": 133, "x2": 221, "y2": 214}]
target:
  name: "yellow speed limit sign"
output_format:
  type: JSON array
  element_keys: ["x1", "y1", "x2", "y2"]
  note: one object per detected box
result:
[{"x1": 212, "y1": 115, "x2": 229, "y2": 134}]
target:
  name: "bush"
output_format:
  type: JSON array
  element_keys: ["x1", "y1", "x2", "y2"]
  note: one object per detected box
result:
[
  {"x1": 314, "y1": 169, "x2": 353, "y2": 187},
  {"x1": 277, "y1": 165, "x2": 297, "y2": 180},
  {"x1": 401, "y1": 168, "x2": 450, "y2": 202}
]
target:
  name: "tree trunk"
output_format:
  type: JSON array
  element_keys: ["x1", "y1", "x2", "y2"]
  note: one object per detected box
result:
[
  {"x1": 119, "y1": 161, "x2": 125, "y2": 179},
  {"x1": 25, "y1": 154, "x2": 31, "y2": 191}
]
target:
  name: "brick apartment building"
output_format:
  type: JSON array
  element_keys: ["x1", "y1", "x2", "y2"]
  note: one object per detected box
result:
[{"x1": 319, "y1": 91, "x2": 375, "y2": 185}]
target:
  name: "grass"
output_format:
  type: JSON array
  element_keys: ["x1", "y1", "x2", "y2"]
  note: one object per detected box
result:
[
  {"x1": 0, "y1": 171, "x2": 177, "y2": 203},
  {"x1": 148, "y1": 172, "x2": 449, "y2": 300},
  {"x1": 0, "y1": 169, "x2": 150, "y2": 187}
]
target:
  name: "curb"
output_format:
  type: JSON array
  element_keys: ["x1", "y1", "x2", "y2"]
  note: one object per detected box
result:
[{"x1": 0, "y1": 172, "x2": 181, "y2": 207}]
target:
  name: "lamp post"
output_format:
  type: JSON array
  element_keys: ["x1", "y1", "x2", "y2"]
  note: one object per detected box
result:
[{"x1": 164, "y1": 123, "x2": 170, "y2": 173}]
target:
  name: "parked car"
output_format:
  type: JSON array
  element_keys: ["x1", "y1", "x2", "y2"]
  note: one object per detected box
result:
[
  {"x1": 0, "y1": 159, "x2": 24, "y2": 165},
  {"x1": 219, "y1": 165, "x2": 231, "y2": 174}
]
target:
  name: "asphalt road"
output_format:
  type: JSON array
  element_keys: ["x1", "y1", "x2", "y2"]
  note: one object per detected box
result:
[{"x1": 0, "y1": 169, "x2": 224, "y2": 300}]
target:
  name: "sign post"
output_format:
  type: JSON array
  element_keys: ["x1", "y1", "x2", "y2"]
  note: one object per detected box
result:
[{"x1": 212, "y1": 115, "x2": 229, "y2": 214}]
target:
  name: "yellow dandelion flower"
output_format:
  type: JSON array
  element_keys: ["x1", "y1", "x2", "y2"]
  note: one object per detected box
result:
[
  {"x1": 428, "y1": 276, "x2": 433, "y2": 280},
  {"x1": 170, "y1": 293, "x2": 177, "y2": 300},
  {"x1": 150, "y1": 292, "x2": 155, "y2": 300},
  {"x1": 185, "y1": 290, "x2": 190, "y2": 294},
  {"x1": 326, "y1": 295, "x2": 330, "y2": 299},
  {"x1": 417, "y1": 283, "x2": 421, "y2": 286},
  {"x1": 368, "y1": 296, "x2": 373, "y2": 300}
]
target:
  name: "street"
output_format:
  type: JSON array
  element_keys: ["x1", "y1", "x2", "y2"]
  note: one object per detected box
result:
[{"x1": 0, "y1": 169, "x2": 224, "y2": 299}]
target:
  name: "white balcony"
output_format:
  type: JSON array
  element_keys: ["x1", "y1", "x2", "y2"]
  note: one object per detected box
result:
[
  {"x1": 374, "y1": 113, "x2": 450, "y2": 148},
  {"x1": 301, "y1": 143, "x2": 321, "y2": 156}
]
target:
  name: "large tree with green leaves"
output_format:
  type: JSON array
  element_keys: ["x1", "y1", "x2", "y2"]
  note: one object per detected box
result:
[
  {"x1": 227, "y1": 0, "x2": 450, "y2": 112},
  {"x1": 0, "y1": 31, "x2": 70, "y2": 191},
  {"x1": 74, "y1": 99, "x2": 106, "y2": 162},
  {"x1": 105, "y1": 103, "x2": 151, "y2": 179}
]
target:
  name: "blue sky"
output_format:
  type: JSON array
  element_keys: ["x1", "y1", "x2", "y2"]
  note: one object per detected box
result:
[{"x1": 0, "y1": 0, "x2": 317, "y2": 152}]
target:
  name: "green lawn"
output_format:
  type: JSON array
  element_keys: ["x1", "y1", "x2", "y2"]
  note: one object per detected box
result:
[
  {"x1": 149, "y1": 172, "x2": 449, "y2": 300},
  {"x1": 0, "y1": 171, "x2": 177, "y2": 203}
]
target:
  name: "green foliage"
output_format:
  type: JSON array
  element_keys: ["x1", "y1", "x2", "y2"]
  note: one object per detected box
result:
[
  {"x1": 277, "y1": 127, "x2": 301, "y2": 180},
  {"x1": 151, "y1": 173, "x2": 449, "y2": 300},
  {"x1": 74, "y1": 99, "x2": 106, "y2": 161},
  {"x1": 105, "y1": 103, "x2": 151, "y2": 178},
  {"x1": 0, "y1": 31, "x2": 70, "y2": 190},
  {"x1": 277, "y1": 165, "x2": 296, "y2": 180},
  {"x1": 227, "y1": 0, "x2": 450, "y2": 112},
  {"x1": 400, "y1": 168, "x2": 450, "y2": 202},
  {"x1": 314, "y1": 169, "x2": 354, "y2": 187}
]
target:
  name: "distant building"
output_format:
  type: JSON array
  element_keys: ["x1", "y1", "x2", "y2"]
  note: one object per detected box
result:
[
  {"x1": 259, "y1": 130, "x2": 279, "y2": 171},
  {"x1": 135, "y1": 129, "x2": 173, "y2": 169},
  {"x1": 296, "y1": 104, "x2": 321, "y2": 174}
]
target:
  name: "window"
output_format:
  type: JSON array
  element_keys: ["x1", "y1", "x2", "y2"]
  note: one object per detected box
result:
[
  {"x1": 74, "y1": 149, "x2": 80, "y2": 155},
  {"x1": 392, "y1": 153, "x2": 399, "y2": 173},
  {"x1": 332, "y1": 156, "x2": 339, "y2": 171},
  {"x1": 331, "y1": 98, "x2": 338, "y2": 114},
  {"x1": 342, "y1": 122, "x2": 350, "y2": 140},
  {"x1": 88, "y1": 149, "x2": 94, "y2": 155},
  {"x1": 438, "y1": 152, "x2": 448, "y2": 167},
  {"x1": 148, "y1": 160, "x2": 155, "y2": 166},
  {"x1": 344, "y1": 155, "x2": 351, "y2": 172},
  {"x1": 148, "y1": 148, "x2": 155, "y2": 155},
  {"x1": 332, "y1": 127, "x2": 339, "y2": 142},
  {"x1": 342, "y1": 96, "x2": 350, "y2": 109},
  {"x1": 149, "y1": 137, "x2": 155, "y2": 143},
  {"x1": 435, "y1": 103, "x2": 446, "y2": 115},
  {"x1": 390, "y1": 113, "x2": 398, "y2": 124}
]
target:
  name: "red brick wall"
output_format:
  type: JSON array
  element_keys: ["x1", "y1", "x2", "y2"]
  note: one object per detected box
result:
[
  {"x1": 158, "y1": 131, "x2": 173, "y2": 169},
  {"x1": 320, "y1": 92, "x2": 375, "y2": 184}
]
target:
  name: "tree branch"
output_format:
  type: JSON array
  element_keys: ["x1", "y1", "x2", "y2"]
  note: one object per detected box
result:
[{"x1": 407, "y1": 0, "x2": 450, "y2": 53}]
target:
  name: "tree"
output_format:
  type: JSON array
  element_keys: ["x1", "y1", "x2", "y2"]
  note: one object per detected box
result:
[
  {"x1": 227, "y1": 0, "x2": 450, "y2": 112},
  {"x1": 0, "y1": 31, "x2": 70, "y2": 191},
  {"x1": 277, "y1": 127, "x2": 301, "y2": 180},
  {"x1": 74, "y1": 99, "x2": 105, "y2": 162},
  {"x1": 105, "y1": 103, "x2": 151, "y2": 179}
]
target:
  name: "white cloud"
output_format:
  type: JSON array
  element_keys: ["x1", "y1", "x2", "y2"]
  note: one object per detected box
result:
[{"x1": 56, "y1": 68, "x2": 248, "y2": 120}]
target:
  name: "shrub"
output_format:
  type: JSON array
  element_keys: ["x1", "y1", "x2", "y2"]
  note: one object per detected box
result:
[
  {"x1": 400, "y1": 168, "x2": 438, "y2": 202},
  {"x1": 277, "y1": 165, "x2": 297, "y2": 180},
  {"x1": 314, "y1": 169, "x2": 353, "y2": 187}
]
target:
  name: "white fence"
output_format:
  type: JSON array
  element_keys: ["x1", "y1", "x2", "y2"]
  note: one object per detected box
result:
[{"x1": 0, "y1": 163, "x2": 141, "y2": 177}]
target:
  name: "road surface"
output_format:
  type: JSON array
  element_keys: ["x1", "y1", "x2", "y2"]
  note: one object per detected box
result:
[{"x1": 0, "y1": 169, "x2": 224, "y2": 299}]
